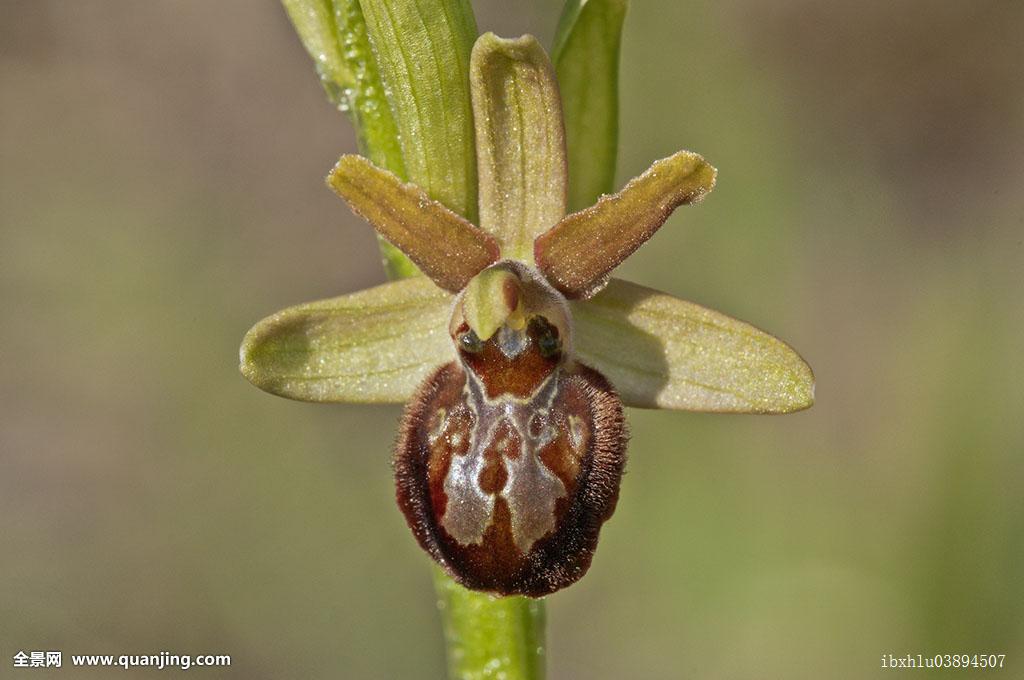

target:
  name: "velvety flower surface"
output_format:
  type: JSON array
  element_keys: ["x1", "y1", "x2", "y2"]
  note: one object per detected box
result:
[{"x1": 240, "y1": 33, "x2": 813, "y2": 596}]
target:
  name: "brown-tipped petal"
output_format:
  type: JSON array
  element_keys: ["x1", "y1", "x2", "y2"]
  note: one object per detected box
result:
[
  {"x1": 536, "y1": 151, "x2": 716, "y2": 299},
  {"x1": 571, "y1": 279, "x2": 815, "y2": 413},
  {"x1": 240, "y1": 277, "x2": 455, "y2": 403},
  {"x1": 328, "y1": 155, "x2": 499, "y2": 292},
  {"x1": 471, "y1": 33, "x2": 568, "y2": 262}
]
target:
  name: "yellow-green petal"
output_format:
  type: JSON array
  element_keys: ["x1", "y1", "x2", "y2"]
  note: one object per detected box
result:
[
  {"x1": 552, "y1": 0, "x2": 627, "y2": 212},
  {"x1": 240, "y1": 277, "x2": 454, "y2": 403},
  {"x1": 328, "y1": 155, "x2": 499, "y2": 292},
  {"x1": 571, "y1": 279, "x2": 814, "y2": 413},
  {"x1": 470, "y1": 33, "x2": 568, "y2": 262},
  {"x1": 536, "y1": 151, "x2": 716, "y2": 299}
]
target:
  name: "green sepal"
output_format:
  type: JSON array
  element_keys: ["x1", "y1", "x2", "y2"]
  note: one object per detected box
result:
[
  {"x1": 572, "y1": 278, "x2": 814, "y2": 413},
  {"x1": 552, "y1": 0, "x2": 628, "y2": 212},
  {"x1": 470, "y1": 33, "x2": 568, "y2": 262},
  {"x1": 240, "y1": 277, "x2": 454, "y2": 403}
]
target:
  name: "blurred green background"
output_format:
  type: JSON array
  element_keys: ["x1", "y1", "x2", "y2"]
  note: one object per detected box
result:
[{"x1": 3, "y1": 2, "x2": 1022, "y2": 678}]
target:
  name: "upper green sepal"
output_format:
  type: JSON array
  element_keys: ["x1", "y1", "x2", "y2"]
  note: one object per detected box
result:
[{"x1": 471, "y1": 33, "x2": 568, "y2": 262}]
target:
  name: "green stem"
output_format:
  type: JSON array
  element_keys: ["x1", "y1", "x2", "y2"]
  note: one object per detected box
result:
[
  {"x1": 325, "y1": 0, "x2": 421, "y2": 280},
  {"x1": 434, "y1": 567, "x2": 546, "y2": 680},
  {"x1": 281, "y1": 3, "x2": 547, "y2": 678},
  {"x1": 282, "y1": 0, "x2": 418, "y2": 279}
]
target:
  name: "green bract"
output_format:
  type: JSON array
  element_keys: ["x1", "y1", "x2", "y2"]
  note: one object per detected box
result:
[
  {"x1": 361, "y1": 0, "x2": 479, "y2": 222},
  {"x1": 553, "y1": 0, "x2": 627, "y2": 211},
  {"x1": 242, "y1": 33, "x2": 814, "y2": 414}
]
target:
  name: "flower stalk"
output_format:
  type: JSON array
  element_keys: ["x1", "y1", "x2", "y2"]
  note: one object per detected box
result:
[{"x1": 434, "y1": 567, "x2": 546, "y2": 680}]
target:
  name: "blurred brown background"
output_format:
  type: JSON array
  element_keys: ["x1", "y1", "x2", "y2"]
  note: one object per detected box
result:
[{"x1": 2, "y1": 1, "x2": 1022, "y2": 678}]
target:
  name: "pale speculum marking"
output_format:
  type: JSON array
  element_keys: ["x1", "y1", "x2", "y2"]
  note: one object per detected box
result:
[
  {"x1": 440, "y1": 410, "x2": 494, "y2": 545},
  {"x1": 440, "y1": 370, "x2": 566, "y2": 552}
]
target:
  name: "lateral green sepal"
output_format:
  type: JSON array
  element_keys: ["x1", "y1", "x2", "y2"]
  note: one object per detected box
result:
[
  {"x1": 241, "y1": 277, "x2": 454, "y2": 403},
  {"x1": 572, "y1": 278, "x2": 814, "y2": 413}
]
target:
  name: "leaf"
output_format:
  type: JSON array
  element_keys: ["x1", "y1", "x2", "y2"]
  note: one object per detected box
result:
[
  {"x1": 536, "y1": 151, "x2": 716, "y2": 299},
  {"x1": 471, "y1": 33, "x2": 568, "y2": 262},
  {"x1": 281, "y1": 0, "x2": 416, "y2": 279},
  {"x1": 241, "y1": 277, "x2": 455, "y2": 403},
  {"x1": 552, "y1": 0, "x2": 628, "y2": 212},
  {"x1": 571, "y1": 279, "x2": 814, "y2": 413},
  {"x1": 328, "y1": 155, "x2": 499, "y2": 292},
  {"x1": 360, "y1": 0, "x2": 479, "y2": 221}
]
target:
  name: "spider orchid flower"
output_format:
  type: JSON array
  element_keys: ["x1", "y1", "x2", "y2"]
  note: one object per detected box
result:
[{"x1": 240, "y1": 33, "x2": 814, "y2": 597}]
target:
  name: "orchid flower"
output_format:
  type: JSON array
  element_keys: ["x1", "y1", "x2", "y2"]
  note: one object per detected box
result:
[{"x1": 240, "y1": 33, "x2": 813, "y2": 597}]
